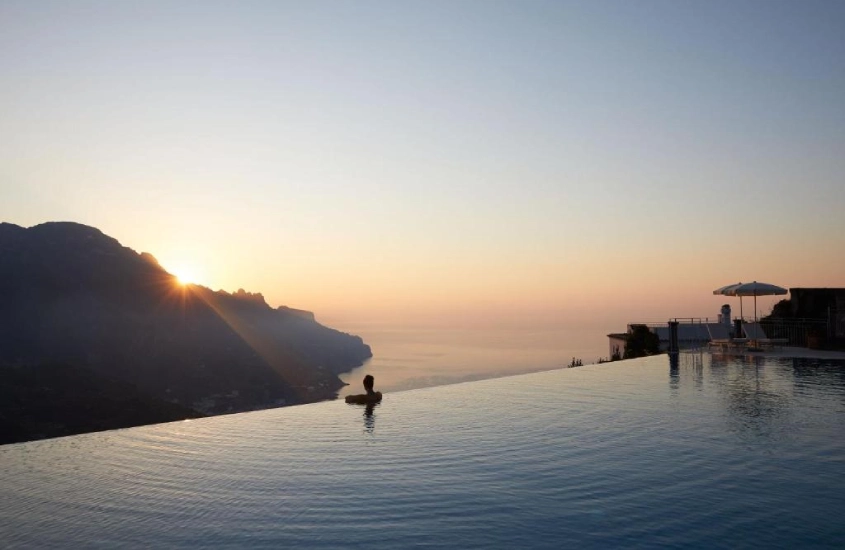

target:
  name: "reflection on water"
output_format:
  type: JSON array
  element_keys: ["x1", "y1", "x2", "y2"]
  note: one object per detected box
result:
[
  {"x1": 2, "y1": 354, "x2": 845, "y2": 549},
  {"x1": 669, "y1": 352, "x2": 680, "y2": 391},
  {"x1": 673, "y1": 352, "x2": 845, "y2": 443},
  {"x1": 792, "y1": 357, "x2": 845, "y2": 389},
  {"x1": 363, "y1": 402, "x2": 377, "y2": 435},
  {"x1": 344, "y1": 400, "x2": 379, "y2": 435}
]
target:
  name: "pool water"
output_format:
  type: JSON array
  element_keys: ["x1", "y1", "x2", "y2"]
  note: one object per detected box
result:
[{"x1": 2, "y1": 353, "x2": 844, "y2": 548}]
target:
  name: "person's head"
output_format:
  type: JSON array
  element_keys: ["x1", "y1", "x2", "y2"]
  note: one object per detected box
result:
[{"x1": 363, "y1": 374, "x2": 375, "y2": 393}]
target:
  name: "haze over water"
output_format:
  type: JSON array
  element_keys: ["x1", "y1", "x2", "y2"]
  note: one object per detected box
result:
[{"x1": 336, "y1": 323, "x2": 607, "y2": 397}]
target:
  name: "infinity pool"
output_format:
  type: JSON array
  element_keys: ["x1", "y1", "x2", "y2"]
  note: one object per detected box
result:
[{"x1": 2, "y1": 353, "x2": 844, "y2": 548}]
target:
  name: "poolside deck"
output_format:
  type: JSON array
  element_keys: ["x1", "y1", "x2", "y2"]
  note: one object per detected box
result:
[{"x1": 705, "y1": 346, "x2": 845, "y2": 360}]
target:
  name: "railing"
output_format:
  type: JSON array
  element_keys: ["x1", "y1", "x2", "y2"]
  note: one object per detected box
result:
[
  {"x1": 627, "y1": 318, "x2": 715, "y2": 330},
  {"x1": 760, "y1": 317, "x2": 828, "y2": 347},
  {"x1": 630, "y1": 317, "x2": 832, "y2": 349},
  {"x1": 628, "y1": 320, "x2": 714, "y2": 352}
]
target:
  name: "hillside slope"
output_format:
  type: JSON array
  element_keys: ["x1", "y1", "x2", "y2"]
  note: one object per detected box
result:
[{"x1": 0, "y1": 222, "x2": 372, "y2": 426}]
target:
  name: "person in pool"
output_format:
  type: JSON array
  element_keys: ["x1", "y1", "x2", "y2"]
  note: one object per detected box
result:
[{"x1": 345, "y1": 374, "x2": 382, "y2": 404}]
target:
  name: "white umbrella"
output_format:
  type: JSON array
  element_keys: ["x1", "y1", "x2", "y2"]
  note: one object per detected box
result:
[
  {"x1": 730, "y1": 281, "x2": 788, "y2": 323},
  {"x1": 713, "y1": 282, "x2": 744, "y2": 321}
]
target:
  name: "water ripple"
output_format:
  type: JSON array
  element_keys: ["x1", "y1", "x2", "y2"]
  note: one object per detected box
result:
[{"x1": 2, "y1": 354, "x2": 845, "y2": 548}]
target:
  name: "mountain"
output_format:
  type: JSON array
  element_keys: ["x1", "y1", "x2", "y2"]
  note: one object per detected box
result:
[{"x1": 0, "y1": 222, "x2": 372, "y2": 441}]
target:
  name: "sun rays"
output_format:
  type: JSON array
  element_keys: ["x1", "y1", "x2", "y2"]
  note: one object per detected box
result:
[{"x1": 169, "y1": 265, "x2": 200, "y2": 286}]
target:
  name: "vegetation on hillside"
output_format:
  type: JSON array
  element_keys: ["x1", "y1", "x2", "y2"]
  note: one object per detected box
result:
[
  {"x1": 623, "y1": 325, "x2": 661, "y2": 359},
  {"x1": 0, "y1": 363, "x2": 204, "y2": 445}
]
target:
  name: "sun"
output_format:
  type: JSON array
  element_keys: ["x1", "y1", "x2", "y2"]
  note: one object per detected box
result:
[
  {"x1": 167, "y1": 263, "x2": 201, "y2": 286},
  {"x1": 174, "y1": 272, "x2": 195, "y2": 286}
]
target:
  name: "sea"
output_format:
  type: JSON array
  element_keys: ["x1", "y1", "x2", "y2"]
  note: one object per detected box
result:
[
  {"x1": 336, "y1": 324, "x2": 610, "y2": 397},
  {"x1": 2, "y1": 351, "x2": 844, "y2": 548}
]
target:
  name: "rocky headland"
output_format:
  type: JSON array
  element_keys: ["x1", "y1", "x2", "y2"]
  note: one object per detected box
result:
[{"x1": 0, "y1": 222, "x2": 372, "y2": 444}]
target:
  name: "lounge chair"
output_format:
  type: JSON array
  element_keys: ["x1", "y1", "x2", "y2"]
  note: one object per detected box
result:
[
  {"x1": 742, "y1": 322, "x2": 789, "y2": 348},
  {"x1": 706, "y1": 323, "x2": 747, "y2": 350}
]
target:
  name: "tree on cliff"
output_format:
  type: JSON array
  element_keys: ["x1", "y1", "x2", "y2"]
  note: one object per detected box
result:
[{"x1": 623, "y1": 325, "x2": 661, "y2": 359}]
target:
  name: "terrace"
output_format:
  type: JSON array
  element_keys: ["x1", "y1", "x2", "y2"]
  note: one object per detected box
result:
[{"x1": 610, "y1": 316, "x2": 840, "y2": 356}]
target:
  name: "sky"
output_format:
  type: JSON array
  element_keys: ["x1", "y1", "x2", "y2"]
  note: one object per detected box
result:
[{"x1": 2, "y1": 0, "x2": 844, "y2": 335}]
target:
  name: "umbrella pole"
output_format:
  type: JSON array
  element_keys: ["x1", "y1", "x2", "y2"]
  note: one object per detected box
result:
[{"x1": 754, "y1": 294, "x2": 758, "y2": 323}]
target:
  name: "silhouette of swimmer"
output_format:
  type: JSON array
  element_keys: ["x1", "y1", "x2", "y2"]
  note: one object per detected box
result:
[{"x1": 345, "y1": 374, "x2": 382, "y2": 404}]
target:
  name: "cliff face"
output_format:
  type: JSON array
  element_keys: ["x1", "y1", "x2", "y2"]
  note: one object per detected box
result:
[{"x1": 0, "y1": 222, "x2": 372, "y2": 418}]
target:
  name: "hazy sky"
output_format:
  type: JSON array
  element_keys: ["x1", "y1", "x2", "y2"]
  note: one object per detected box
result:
[{"x1": 2, "y1": 0, "x2": 844, "y2": 331}]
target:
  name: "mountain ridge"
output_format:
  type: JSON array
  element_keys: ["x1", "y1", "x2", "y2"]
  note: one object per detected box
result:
[{"x1": 0, "y1": 222, "x2": 372, "y2": 442}]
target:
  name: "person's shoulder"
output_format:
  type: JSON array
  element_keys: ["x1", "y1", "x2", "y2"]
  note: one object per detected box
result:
[{"x1": 345, "y1": 392, "x2": 382, "y2": 404}]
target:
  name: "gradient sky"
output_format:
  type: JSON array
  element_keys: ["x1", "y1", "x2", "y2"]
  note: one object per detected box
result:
[{"x1": 2, "y1": 0, "x2": 844, "y2": 332}]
